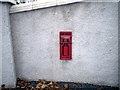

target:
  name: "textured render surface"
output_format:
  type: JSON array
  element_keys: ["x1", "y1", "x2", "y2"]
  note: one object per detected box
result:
[
  {"x1": 0, "y1": 2, "x2": 2, "y2": 85},
  {"x1": 10, "y1": 2, "x2": 118, "y2": 86},
  {"x1": 118, "y1": 2, "x2": 120, "y2": 89},
  {"x1": 1, "y1": 2, "x2": 16, "y2": 88}
]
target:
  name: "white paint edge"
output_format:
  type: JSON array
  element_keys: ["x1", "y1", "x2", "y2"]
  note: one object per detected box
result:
[
  {"x1": 10, "y1": 0, "x2": 120, "y2": 13},
  {"x1": 0, "y1": 0, "x2": 16, "y2": 4},
  {"x1": 10, "y1": 0, "x2": 83, "y2": 13}
]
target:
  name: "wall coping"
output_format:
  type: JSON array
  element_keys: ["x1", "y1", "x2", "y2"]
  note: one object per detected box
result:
[
  {"x1": 0, "y1": 0, "x2": 16, "y2": 4},
  {"x1": 10, "y1": 0, "x2": 84, "y2": 13},
  {"x1": 10, "y1": 0, "x2": 120, "y2": 13}
]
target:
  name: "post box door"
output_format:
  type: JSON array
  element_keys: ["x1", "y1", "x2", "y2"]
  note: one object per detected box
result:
[{"x1": 60, "y1": 31, "x2": 72, "y2": 60}]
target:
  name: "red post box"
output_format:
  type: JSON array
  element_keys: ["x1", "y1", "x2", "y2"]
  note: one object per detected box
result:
[{"x1": 60, "y1": 31, "x2": 72, "y2": 60}]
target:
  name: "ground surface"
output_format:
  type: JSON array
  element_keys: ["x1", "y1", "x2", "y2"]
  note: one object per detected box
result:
[{"x1": 1, "y1": 78, "x2": 119, "y2": 90}]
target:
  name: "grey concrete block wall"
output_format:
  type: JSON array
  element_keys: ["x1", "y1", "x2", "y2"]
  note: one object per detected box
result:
[
  {"x1": 1, "y1": 2, "x2": 16, "y2": 88},
  {"x1": 10, "y1": 2, "x2": 118, "y2": 86}
]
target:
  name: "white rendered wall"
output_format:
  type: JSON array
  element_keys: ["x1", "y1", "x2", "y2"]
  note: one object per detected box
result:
[{"x1": 10, "y1": 2, "x2": 118, "y2": 86}]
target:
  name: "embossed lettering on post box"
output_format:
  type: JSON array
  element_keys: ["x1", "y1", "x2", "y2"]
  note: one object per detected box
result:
[{"x1": 60, "y1": 31, "x2": 72, "y2": 60}]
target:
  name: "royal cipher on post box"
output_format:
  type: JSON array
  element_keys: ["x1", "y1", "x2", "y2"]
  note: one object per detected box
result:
[{"x1": 60, "y1": 31, "x2": 72, "y2": 60}]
